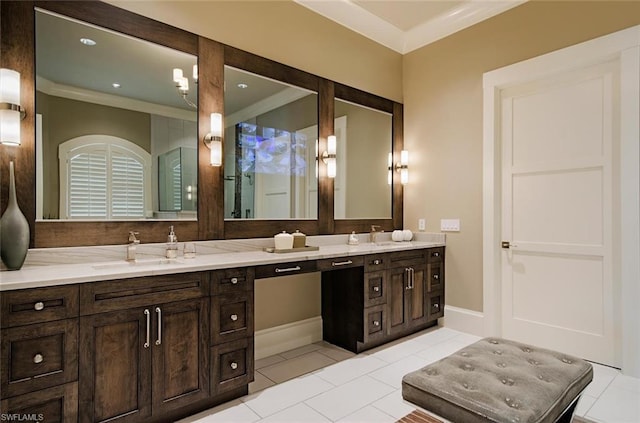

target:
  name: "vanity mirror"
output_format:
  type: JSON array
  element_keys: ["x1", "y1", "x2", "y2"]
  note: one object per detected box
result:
[
  {"x1": 223, "y1": 65, "x2": 318, "y2": 220},
  {"x1": 35, "y1": 9, "x2": 198, "y2": 221}
]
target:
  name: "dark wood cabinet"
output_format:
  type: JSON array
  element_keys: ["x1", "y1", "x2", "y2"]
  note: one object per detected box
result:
[
  {"x1": 1, "y1": 382, "x2": 78, "y2": 423},
  {"x1": 78, "y1": 273, "x2": 210, "y2": 423},
  {"x1": 323, "y1": 247, "x2": 444, "y2": 353}
]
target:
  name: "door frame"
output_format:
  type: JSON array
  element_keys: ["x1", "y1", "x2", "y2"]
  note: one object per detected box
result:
[{"x1": 482, "y1": 25, "x2": 640, "y2": 376}]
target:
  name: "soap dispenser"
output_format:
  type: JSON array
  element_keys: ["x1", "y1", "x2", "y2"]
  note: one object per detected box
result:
[{"x1": 166, "y1": 226, "x2": 178, "y2": 259}]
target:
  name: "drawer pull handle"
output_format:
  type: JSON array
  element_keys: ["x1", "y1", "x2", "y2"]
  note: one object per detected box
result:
[
  {"x1": 434, "y1": 303, "x2": 439, "y2": 309},
  {"x1": 373, "y1": 320, "x2": 380, "y2": 327},
  {"x1": 34, "y1": 302, "x2": 45, "y2": 311},
  {"x1": 144, "y1": 309, "x2": 151, "y2": 348},
  {"x1": 433, "y1": 274, "x2": 439, "y2": 280},
  {"x1": 433, "y1": 252, "x2": 440, "y2": 257},
  {"x1": 275, "y1": 266, "x2": 301, "y2": 273},
  {"x1": 230, "y1": 362, "x2": 238, "y2": 370},
  {"x1": 155, "y1": 307, "x2": 162, "y2": 346},
  {"x1": 33, "y1": 353, "x2": 44, "y2": 364},
  {"x1": 332, "y1": 260, "x2": 353, "y2": 267},
  {"x1": 372, "y1": 259, "x2": 381, "y2": 265},
  {"x1": 230, "y1": 314, "x2": 238, "y2": 321},
  {"x1": 373, "y1": 286, "x2": 380, "y2": 292},
  {"x1": 231, "y1": 277, "x2": 239, "y2": 284}
]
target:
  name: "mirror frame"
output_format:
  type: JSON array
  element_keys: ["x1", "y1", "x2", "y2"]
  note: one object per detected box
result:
[{"x1": 0, "y1": 0, "x2": 402, "y2": 248}]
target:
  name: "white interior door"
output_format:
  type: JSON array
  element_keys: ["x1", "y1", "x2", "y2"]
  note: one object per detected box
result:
[{"x1": 500, "y1": 61, "x2": 618, "y2": 366}]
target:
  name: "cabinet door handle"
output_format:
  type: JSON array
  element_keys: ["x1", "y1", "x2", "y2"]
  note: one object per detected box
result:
[
  {"x1": 144, "y1": 309, "x2": 150, "y2": 348},
  {"x1": 405, "y1": 268, "x2": 411, "y2": 290},
  {"x1": 332, "y1": 260, "x2": 353, "y2": 267},
  {"x1": 33, "y1": 353, "x2": 44, "y2": 364},
  {"x1": 155, "y1": 307, "x2": 162, "y2": 346},
  {"x1": 373, "y1": 286, "x2": 380, "y2": 292},
  {"x1": 373, "y1": 320, "x2": 380, "y2": 327},
  {"x1": 275, "y1": 266, "x2": 301, "y2": 273},
  {"x1": 433, "y1": 274, "x2": 439, "y2": 280},
  {"x1": 230, "y1": 314, "x2": 238, "y2": 321},
  {"x1": 231, "y1": 277, "x2": 238, "y2": 284},
  {"x1": 230, "y1": 362, "x2": 238, "y2": 370},
  {"x1": 34, "y1": 301, "x2": 45, "y2": 311}
]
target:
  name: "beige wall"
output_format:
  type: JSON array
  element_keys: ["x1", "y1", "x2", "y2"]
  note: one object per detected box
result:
[
  {"x1": 105, "y1": 0, "x2": 403, "y2": 103},
  {"x1": 403, "y1": 0, "x2": 640, "y2": 312}
]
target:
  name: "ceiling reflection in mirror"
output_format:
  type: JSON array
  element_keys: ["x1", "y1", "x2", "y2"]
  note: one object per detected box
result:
[
  {"x1": 224, "y1": 66, "x2": 318, "y2": 220},
  {"x1": 334, "y1": 99, "x2": 392, "y2": 219},
  {"x1": 35, "y1": 9, "x2": 198, "y2": 221}
]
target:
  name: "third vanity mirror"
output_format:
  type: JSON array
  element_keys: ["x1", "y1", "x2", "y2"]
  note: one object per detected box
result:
[
  {"x1": 223, "y1": 65, "x2": 318, "y2": 220},
  {"x1": 35, "y1": 9, "x2": 198, "y2": 221}
]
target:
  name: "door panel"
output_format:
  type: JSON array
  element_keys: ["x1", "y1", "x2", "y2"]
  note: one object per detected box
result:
[
  {"x1": 387, "y1": 267, "x2": 407, "y2": 335},
  {"x1": 501, "y1": 61, "x2": 616, "y2": 366},
  {"x1": 152, "y1": 299, "x2": 209, "y2": 414},
  {"x1": 79, "y1": 308, "x2": 151, "y2": 423}
]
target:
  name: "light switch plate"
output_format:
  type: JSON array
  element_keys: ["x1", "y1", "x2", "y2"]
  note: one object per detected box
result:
[
  {"x1": 418, "y1": 218, "x2": 426, "y2": 231},
  {"x1": 440, "y1": 218, "x2": 460, "y2": 232}
]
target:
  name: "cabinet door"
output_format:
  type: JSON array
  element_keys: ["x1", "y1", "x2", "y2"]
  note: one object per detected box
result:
[
  {"x1": 79, "y1": 308, "x2": 151, "y2": 423},
  {"x1": 152, "y1": 298, "x2": 210, "y2": 415},
  {"x1": 387, "y1": 266, "x2": 409, "y2": 336},
  {"x1": 407, "y1": 263, "x2": 429, "y2": 328}
]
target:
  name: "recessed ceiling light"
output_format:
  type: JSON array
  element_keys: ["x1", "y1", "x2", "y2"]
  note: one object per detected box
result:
[
  {"x1": 112, "y1": 83, "x2": 121, "y2": 88},
  {"x1": 237, "y1": 83, "x2": 248, "y2": 89},
  {"x1": 80, "y1": 38, "x2": 96, "y2": 46}
]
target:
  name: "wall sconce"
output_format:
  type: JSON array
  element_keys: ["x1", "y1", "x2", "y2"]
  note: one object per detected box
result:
[
  {"x1": 204, "y1": 112, "x2": 223, "y2": 167},
  {"x1": 172, "y1": 67, "x2": 197, "y2": 109},
  {"x1": 0, "y1": 68, "x2": 25, "y2": 146},
  {"x1": 322, "y1": 135, "x2": 337, "y2": 178},
  {"x1": 389, "y1": 150, "x2": 410, "y2": 185},
  {"x1": 396, "y1": 150, "x2": 409, "y2": 184}
]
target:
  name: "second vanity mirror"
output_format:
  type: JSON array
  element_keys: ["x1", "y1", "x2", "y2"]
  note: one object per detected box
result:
[
  {"x1": 223, "y1": 65, "x2": 318, "y2": 220},
  {"x1": 35, "y1": 9, "x2": 198, "y2": 221}
]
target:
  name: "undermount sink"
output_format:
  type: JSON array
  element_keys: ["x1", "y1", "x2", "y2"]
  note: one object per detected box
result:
[{"x1": 92, "y1": 258, "x2": 184, "y2": 270}]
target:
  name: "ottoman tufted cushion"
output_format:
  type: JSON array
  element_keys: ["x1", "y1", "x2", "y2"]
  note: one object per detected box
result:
[{"x1": 402, "y1": 338, "x2": 593, "y2": 423}]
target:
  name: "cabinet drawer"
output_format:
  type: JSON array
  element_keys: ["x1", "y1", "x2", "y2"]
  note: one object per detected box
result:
[
  {"x1": 428, "y1": 292, "x2": 444, "y2": 320},
  {"x1": 211, "y1": 338, "x2": 254, "y2": 394},
  {"x1": 254, "y1": 260, "x2": 317, "y2": 279},
  {"x1": 211, "y1": 267, "x2": 254, "y2": 295},
  {"x1": 427, "y1": 247, "x2": 444, "y2": 263},
  {"x1": 0, "y1": 382, "x2": 78, "y2": 423},
  {"x1": 317, "y1": 256, "x2": 363, "y2": 271},
  {"x1": 388, "y1": 249, "x2": 426, "y2": 268},
  {"x1": 1, "y1": 285, "x2": 79, "y2": 328},
  {"x1": 363, "y1": 305, "x2": 387, "y2": 345},
  {"x1": 80, "y1": 272, "x2": 208, "y2": 315},
  {"x1": 1, "y1": 319, "x2": 78, "y2": 398},
  {"x1": 364, "y1": 271, "x2": 386, "y2": 307},
  {"x1": 427, "y1": 262, "x2": 444, "y2": 292},
  {"x1": 211, "y1": 292, "x2": 254, "y2": 344},
  {"x1": 364, "y1": 254, "x2": 387, "y2": 272}
]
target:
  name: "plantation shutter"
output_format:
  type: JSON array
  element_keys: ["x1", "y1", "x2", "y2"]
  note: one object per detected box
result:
[
  {"x1": 111, "y1": 151, "x2": 145, "y2": 218},
  {"x1": 68, "y1": 152, "x2": 108, "y2": 218}
]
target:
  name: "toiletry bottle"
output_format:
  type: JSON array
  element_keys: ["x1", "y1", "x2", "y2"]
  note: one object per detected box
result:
[{"x1": 166, "y1": 226, "x2": 178, "y2": 259}]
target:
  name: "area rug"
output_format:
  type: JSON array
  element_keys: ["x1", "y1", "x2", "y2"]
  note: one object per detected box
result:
[{"x1": 396, "y1": 410, "x2": 597, "y2": 423}]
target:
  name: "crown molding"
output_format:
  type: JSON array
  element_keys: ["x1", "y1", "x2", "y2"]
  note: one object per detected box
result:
[{"x1": 295, "y1": 0, "x2": 527, "y2": 54}]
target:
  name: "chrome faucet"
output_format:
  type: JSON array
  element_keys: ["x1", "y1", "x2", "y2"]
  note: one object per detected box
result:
[
  {"x1": 370, "y1": 225, "x2": 382, "y2": 244},
  {"x1": 126, "y1": 231, "x2": 140, "y2": 261}
]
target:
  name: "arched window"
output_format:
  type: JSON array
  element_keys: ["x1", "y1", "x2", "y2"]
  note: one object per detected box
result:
[{"x1": 59, "y1": 135, "x2": 151, "y2": 219}]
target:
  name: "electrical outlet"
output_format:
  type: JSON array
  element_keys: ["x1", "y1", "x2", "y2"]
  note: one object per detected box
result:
[
  {"x1": 440, "y1": 218, "x2": 460, "y2": 232},
  {"x1": 418, "y1": 218, "x2": 426, "y2": 231}
]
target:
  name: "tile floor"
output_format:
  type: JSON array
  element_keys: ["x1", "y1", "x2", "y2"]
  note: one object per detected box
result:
[{"x1": 179, "y1": 327, "x2": 640, "y2": 423}]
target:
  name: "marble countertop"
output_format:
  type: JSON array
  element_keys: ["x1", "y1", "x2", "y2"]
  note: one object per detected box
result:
[{"x1": 0, "y1": 233, "x2": 445, "y2": 291}]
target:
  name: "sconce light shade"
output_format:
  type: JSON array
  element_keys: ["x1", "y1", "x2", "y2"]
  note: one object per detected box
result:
[
  {"x1": 173, "y1": 68, "x2": 183, "y2": 83},
  {"x1": 204, "y1": 112, "x2": 223, "y2": 166},
  {"x1": 400, "y1": 150, "x2": 409, "y2": 184},
  {"x1": 0, "y1": 68, "x2": 22, "y2": 146},
  {"x1": 323, "y1": 135, "x2": 337, "y2": 178},
  {"x1": 192, "y1": 64, "x2": 198, "y2": 82}
]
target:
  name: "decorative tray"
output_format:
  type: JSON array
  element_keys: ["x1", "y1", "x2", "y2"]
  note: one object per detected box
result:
[{"x1": 263, "y1": 246, "x2": 320, "y2": 254}]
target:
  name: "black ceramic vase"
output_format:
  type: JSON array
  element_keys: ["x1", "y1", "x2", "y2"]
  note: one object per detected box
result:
[{"x1": 1, "y1": 161, "x2": 30, "y2": 270}]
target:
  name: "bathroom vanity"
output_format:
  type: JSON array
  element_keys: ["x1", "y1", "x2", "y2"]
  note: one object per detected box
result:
[{"x1": 0, "y1": 237, "x2": 444, "y2": 423}]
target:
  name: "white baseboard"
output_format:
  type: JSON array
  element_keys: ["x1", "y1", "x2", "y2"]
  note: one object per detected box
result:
[
  {"x1": 255, "y1": 316, "x2": 323, "y2": 360},
  {"x1": 442, "y1": 305, "x2": 485, "y2": 337}
]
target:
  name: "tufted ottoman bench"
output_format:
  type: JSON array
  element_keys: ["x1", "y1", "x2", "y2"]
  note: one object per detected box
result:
[{"x1": 402, "y1": 338, "x2": 593, "y2": 423}]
